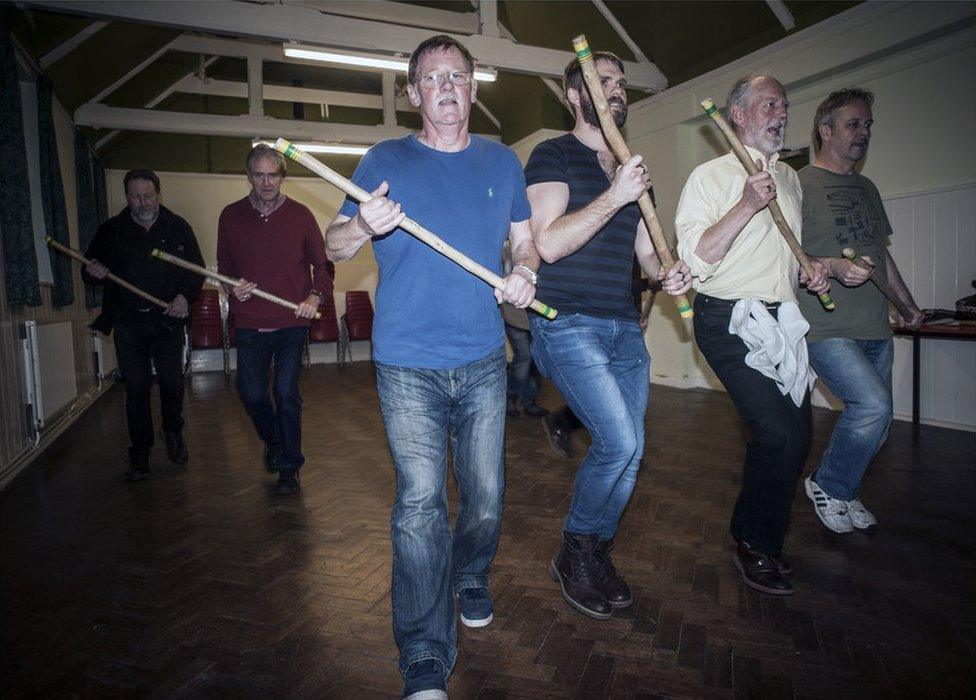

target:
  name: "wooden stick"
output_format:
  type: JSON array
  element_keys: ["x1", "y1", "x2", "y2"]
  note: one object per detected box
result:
[
  {"x1": 571, "y1": 35, "x2": 693, "y2": 320},
  {"x1": 273, "y1": 138, "x2": 558, "y2": 320},
  {"x1": 842, "y1": 247, "x2": 915, "y2": 320},
  {"x1": 45, "y1": 235, "x2": 168, "y2": 309},
  {"x1": 150, "y1": 249, "x2": 322, "y2": 320},
  {"x1": 699, "y1": 97, "x2": 836, "y2": 312}
]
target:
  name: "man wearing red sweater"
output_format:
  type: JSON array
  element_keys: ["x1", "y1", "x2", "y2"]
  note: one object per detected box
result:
[{"x1": 217, "y1": 144, "x2": 333, "y2": 495}]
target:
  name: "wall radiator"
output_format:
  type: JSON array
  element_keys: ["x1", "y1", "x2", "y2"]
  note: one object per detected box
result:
[
  {"x1": 92, "y1": 331, "x2": 117, "y2": 381},
  {"x1": 21, "y1": 320, "x2": 77, "y2": 430}
]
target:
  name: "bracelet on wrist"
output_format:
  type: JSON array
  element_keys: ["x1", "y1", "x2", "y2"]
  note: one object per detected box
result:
[{"x1": 513, "y1": 264, "x2": 538, "y2": 286}]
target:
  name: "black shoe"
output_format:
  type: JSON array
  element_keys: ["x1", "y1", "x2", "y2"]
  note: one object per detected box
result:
[
  {"x1": 541, "y1": 414, "x2": 573, "y2": 459},
  {"x1": 732, "y1": 541, "x2": 795, "y2": 596},
  {"x1": 734, "y1": 539, "x2": 792, "y2": 575},
  {"x1": 772, "y1": 553, "x2": 793, "y2": 575},
  {"x1": 125, "y1": 450, "x2": 150, "y2": 482},
  {"x1": 163, "y1": 431, "x2": 188, "y2": 464},
  {"x1": 274, "y1": 468, "x2": 300, "y2": 495},
  {"x1": 548, "y1": 532, "x2": 612, "y2": 620},
  {"x1": 593, "y1": 538, "x2": 633, "y2": 608},
  {"x1": 264, "y1": 442, "x2": 281, "y2": 472},
  {"x1": 506, "y1": 396, "x2": 520, "y2": 418},
  {"x1": 522, "y1": 402, "x2": 549, "y2": 418}
]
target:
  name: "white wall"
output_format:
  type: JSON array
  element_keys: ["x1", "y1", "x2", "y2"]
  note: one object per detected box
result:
[
  {"x1": 106, "y1": 170, "x2": 377, "y2": 316},
  {"x1": 609, "y1": 0, "x2": 975, "y2": 429}
]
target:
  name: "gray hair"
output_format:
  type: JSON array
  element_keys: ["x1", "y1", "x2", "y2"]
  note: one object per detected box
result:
[
  {"x1": 245, "y1": 143, "x2": 287, "y2": 177},
  {"x1": 726, "y1": 74, "x2": 781, "y2": 133}
]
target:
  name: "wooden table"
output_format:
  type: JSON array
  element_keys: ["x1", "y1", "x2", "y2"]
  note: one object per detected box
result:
[{"x1": 893, "y1": 320, "x2": 976, "y2": 425}]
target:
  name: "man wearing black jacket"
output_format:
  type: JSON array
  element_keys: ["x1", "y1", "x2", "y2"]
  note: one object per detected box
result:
[{"x1": 84, "y1": 170, "x2": 204, "y2": 481}]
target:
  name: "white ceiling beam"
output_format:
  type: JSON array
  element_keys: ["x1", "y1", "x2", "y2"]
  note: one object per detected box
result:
[
  {"x1": 24, "y1": 0, "x2": 667, "y2": 91},
  {"x1": 88, "y1": 36, "x2": 181, "y2": 105},
  {"x1": 306, "y1": 0, "x2": 479, "y2": 34},
  {"x1": 76, "y1": 103, "x2": 411, "y2": 143},
  {"x1": 590, "y1": 0, "x2": 651, "y2": 63},
  {"x1": 247, "y1": 56, "x2": 263, "y2": 116},
  {"x1": 475, "y1": 101, "x2": 501, "y2": 131},
  {"x1": 765, "y1": 0, "x2": 796, "y2": 31},
  {"x1": 479, "y1": 0, "x2": 499, "y2": 38},
  {"x1": 93, "y1": 56, "x2": 220, "y2": 152},
  {"x1": 39, "y1": 20, "x2": 109, "y2": 68},
  {"x1": 381, "y1": 72, "x2": 396, "y2": 126},
  {"x1": 174, "y1": 76, "x2": 416, "y2": 112},
  {"x1": 75, "y1": 103, "x2": 501, "y2": 143}
]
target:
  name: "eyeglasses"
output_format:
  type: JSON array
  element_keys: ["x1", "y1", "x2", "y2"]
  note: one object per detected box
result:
[
  {"x1": 418, "y1": 71, "x2": 472, "y2": 90},
  {"x1": 127, "y1": 193, "x2": 158, "y2": 202}
]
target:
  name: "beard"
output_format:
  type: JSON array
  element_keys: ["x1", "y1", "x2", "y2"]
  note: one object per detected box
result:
[
  {"x1": 132, "y1": 205, "x2": 159, "y2": 223},
  {"x1": 579, "y1": 91, "x2": 627, "y2": 129}
]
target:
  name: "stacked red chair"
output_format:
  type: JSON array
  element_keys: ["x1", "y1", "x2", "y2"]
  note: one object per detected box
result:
[
  {"x1": 305, "y1": 291, "x2": 340, "y2": 365},
  {"x1": 189, "y1": 288, "x2": 222, "y2": 349},
  {"x1": 340, "y1": 290, "x2": 374, "y2": 362}
]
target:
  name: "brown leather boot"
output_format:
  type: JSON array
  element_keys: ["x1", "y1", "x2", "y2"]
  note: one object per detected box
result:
[{"x1": 548, "y1": 532, "x2": 612, "y2": 620}]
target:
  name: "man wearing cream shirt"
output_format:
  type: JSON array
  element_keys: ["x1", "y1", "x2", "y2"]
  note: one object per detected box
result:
[{"x1": 675, "y1": 74, "x2": 830, "y2": 596}]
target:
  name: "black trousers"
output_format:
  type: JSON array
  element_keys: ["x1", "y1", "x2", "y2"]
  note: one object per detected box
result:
[
  {"x1": 693, "y1": 293, "x2": 812, "y2": 555},
  {"x1": 113, "y1": 314, "x2": 185, "y2": 454}
]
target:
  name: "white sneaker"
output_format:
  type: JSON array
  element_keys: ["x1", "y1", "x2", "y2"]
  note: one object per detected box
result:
[
  {"x1": 846, "y1": 498, "x2": 878, "y2": 530},
  {"x1": 804, "y1": 477, "x2": 854, "y2": 533}
]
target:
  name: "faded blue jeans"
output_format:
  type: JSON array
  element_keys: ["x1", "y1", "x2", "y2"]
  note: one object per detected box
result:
[
  {"x1": 504, "y1": 322, "x2": 540, "y2": 405},
  {"x1": 530, "y1": 313, "x2": 649, "y2": 539},
  {"x1": 374, "y1": 346, "x2": 506, "y2": 679},
  {"x1": 808, "y1": 337, "x2": 893, "y2": 501}
]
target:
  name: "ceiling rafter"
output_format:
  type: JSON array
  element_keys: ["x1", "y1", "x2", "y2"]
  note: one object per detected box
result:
[
  {"x1": 590, "y1": 0, "x2": 651, "y2": 63},
  {"x1": 39, "y1": 19, "x2": 109, "y2": 68},
  {"x1": 75, "y1": 103, "x2": 501, "y2": 145},
  {"x1": 93, "y1": 56, "x2": 220, "y2": 153},
  {"x1": 22, "y1": 0, "x2": 667, "y2": 90},
  {"x1": 765, "y1": 1, "x2": 796, "y2": 31}
]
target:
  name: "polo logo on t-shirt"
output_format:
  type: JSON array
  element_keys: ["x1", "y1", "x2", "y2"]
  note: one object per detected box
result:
[{"x1": 487, "y1": 187, "x2": 494, "y2": 199}]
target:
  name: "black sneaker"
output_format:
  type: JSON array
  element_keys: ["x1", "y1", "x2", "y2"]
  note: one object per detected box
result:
[
  {"x1": 274, "y1": 468, "x2": 300, "y2": 495},
  {"x1": 125, "y1": 450, "x2": 150, "y2": 482},
  {"x1": 163, "y1": 431, "x2": 188, "y2": 464}
]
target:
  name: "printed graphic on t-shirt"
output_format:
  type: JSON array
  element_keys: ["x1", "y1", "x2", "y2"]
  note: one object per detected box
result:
[{"x1": 825, "y1": 184, "x2": 884, "y2": 248}]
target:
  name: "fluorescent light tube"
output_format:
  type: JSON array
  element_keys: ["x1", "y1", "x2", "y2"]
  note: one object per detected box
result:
[{"x1": 283, "y1": 44, "x2": 497, "y2": 82}]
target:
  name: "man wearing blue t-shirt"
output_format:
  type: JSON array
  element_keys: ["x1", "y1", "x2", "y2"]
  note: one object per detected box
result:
[
  {"x1": 526, "y1": 53, "x2": 692, "y2": 621},
  {"x1": 326, "y1": 35, "x2": 538, "y2": 700}
]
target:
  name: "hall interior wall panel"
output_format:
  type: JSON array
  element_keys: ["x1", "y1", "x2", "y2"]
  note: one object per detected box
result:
[{"x1": 884, "y1": 183, "x2": 976, "y2": 431}]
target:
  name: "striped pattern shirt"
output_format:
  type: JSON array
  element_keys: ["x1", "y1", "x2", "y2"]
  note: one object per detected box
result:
[{"x1": 525, "y1": 133, "x2": 644, "y2": 319}]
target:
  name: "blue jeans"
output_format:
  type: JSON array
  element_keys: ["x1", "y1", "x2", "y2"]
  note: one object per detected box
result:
[
  {"x1": 375, "y1": 346, "x2": 506, "y2": 678},
  {"x1": 235, "y1": 326, "x2": 308, "y2": 470},
  {"x1": 530, "y1": 313, "x2": 649, "y2": 539},
  {"x1": 504, "y1": 323, "x2": 539, "y2": 404},
  {"x1": 808, "y1": 337, "x2": 893, "y2": 501}
]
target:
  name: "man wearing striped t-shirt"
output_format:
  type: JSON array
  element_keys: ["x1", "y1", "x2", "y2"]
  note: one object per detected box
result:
[{"x1": 526, "y1": 52, "x2": 692, "y2": 620}]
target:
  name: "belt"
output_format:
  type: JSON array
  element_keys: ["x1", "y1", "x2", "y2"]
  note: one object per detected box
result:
[{"x1": 697, "y1": 293, "x2": 782, "y2": 310}]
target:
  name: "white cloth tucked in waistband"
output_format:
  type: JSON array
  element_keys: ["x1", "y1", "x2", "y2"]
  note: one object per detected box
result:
[{"x1": 728, "y1": 298, "x2": 815, "y2": 408}]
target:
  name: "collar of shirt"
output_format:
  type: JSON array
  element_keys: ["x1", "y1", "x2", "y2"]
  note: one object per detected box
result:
[
  {"x1": 742, "y1": 144, "x2": 781, "y2": 173},
  {"x1": 248, "y1": 192, "x2": 287, "y2": 218}
]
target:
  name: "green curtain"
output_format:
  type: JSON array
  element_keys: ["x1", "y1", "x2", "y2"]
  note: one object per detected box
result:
[
  {"x1": 0, "y1": 23, "x2": 41, "y2": 307},
  {"x1": 75, "y1": 128, "x2": 106, "y2": 308},
  {"x1": 37, "y1": 77, "x2": 73, "y2": 307}
]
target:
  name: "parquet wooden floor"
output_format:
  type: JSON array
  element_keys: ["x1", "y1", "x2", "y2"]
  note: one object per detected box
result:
[{"x1": 2, "y1": 363, "x2": 973, "y2": 698}]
